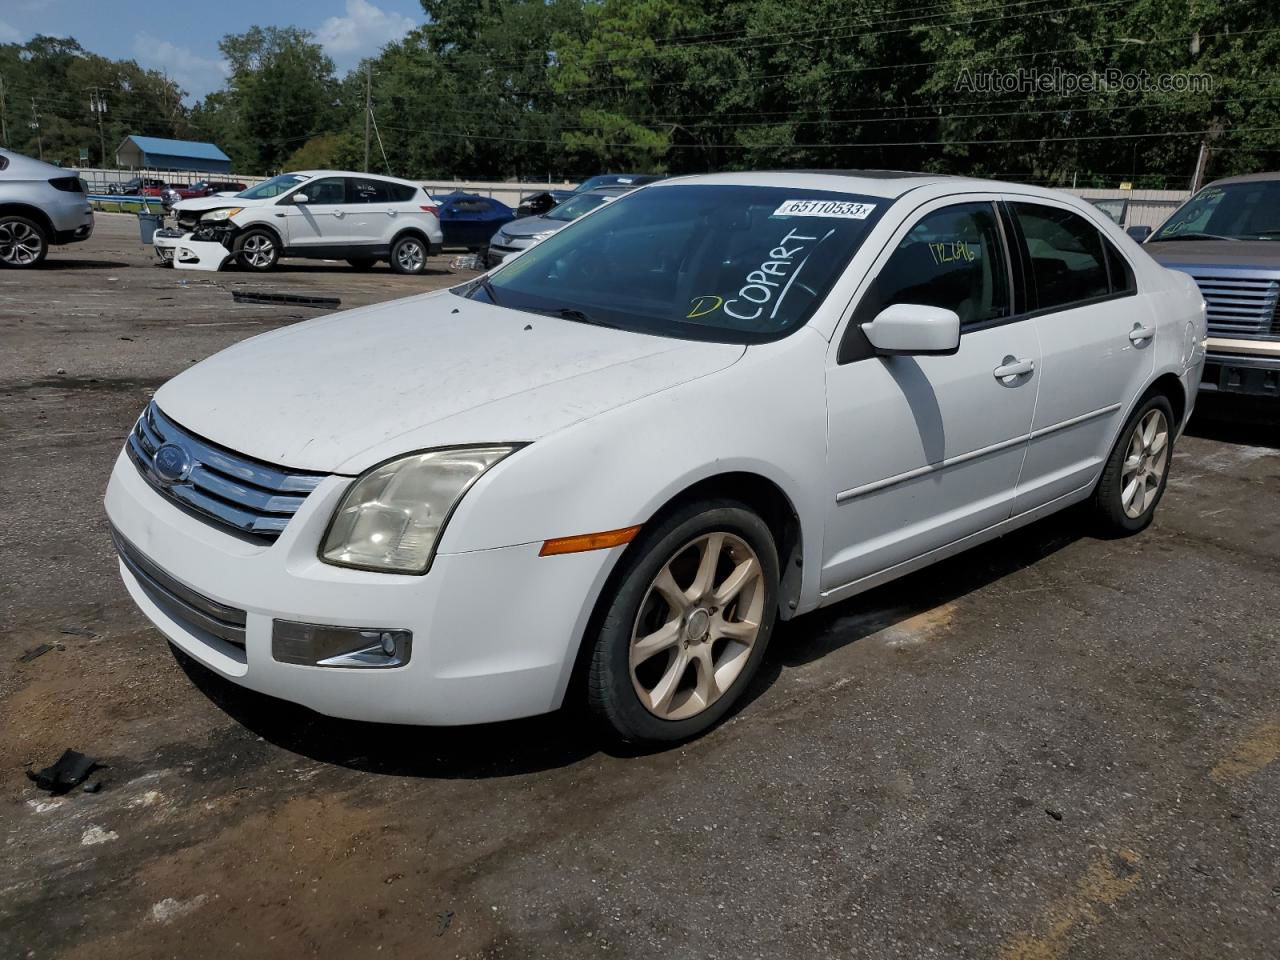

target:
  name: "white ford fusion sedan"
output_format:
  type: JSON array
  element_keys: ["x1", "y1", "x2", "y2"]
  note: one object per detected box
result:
[{"x1": 105, "y1": 171, "x2": 1207, "y2": 743}]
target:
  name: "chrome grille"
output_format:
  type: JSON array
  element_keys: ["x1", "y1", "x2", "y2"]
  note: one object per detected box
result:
[
  {"x1": 112, "y1": 525, "x2": 247, "y2": 650},
  {"x1": 126, "y1": 401, "x2": 326, "y2": 539},
  {"x1": 1180, "y1": 268, "x2": 1280, "y2": 339}
]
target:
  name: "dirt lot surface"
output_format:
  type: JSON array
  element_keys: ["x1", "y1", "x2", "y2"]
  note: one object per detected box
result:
[{"x1": 2, "y1": 214, "x2": 1279, "y2": 959}]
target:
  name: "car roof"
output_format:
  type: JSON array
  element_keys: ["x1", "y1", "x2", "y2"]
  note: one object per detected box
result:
[
  {"x1": 290, "y1": 170, "x2": 424, "y2": 188},
  {"x1": 0, "y1": 148, "x2": 78, "y2": 178},
  {"x1": 647, "y1": 169, "x2": 1102, "y2": 204},
  {"x1": 580, "y1": 186, "x2": 633, "y2": 196},
  {"x1": 1203, "y1": 171, "x2": 1280, "y2": 187}
]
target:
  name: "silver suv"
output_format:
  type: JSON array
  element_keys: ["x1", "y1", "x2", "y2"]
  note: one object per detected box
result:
[{"x1": 0, "y1": 149, "x2": 94, "y2": 267}]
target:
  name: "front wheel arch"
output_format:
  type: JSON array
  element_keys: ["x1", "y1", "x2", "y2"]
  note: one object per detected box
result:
[{"x1": 560, "y1": 470, "x2": 804, "y2": 715}]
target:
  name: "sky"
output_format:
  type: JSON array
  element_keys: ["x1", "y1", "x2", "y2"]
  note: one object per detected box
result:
[{"x1": 0, "y1": 0, "x2": 425, "y2": 102}]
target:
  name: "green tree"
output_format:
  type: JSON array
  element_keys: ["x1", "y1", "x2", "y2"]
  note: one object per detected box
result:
[{"x1": 208, "y1": 26, "x2": 340, "y2": 172}]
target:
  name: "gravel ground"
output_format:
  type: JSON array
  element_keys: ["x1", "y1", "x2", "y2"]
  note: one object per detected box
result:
[{"x1": 2, "y1": 214, "x2": 1278, "y2": 959}]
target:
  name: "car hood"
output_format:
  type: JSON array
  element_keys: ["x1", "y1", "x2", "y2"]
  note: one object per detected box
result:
[
  {"x1": 501, "y1": 215, "x2": 566, "y2": 239},
  {"x1": 1145, "y1": 239, "x2": 1280, "y2": 270},
  {"x1": 154, "y1": 290, "x2": 745, "y2": 475},
  {"x1": 172, "y1": 194, "x2": 269, "y2": 214}
]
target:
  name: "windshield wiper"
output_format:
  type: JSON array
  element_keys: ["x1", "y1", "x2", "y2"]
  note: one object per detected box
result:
[
  {"x1": 537, "y1": 307, "x2": 621, "y2": 329},
  {"x1": 1148, "y1": 231, "x2": 1240, "y2": 242},
  {"x1": 470, "y1": 275, "x2": 502, "y2": 305}
]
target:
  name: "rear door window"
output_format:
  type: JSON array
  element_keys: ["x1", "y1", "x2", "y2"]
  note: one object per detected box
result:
[
  {"x1": 1010, "y1": 203, "x2": 1110, "y2": 310},
  {"x1": 348, "y1": 178, "x2": 392, "y2": 203}
]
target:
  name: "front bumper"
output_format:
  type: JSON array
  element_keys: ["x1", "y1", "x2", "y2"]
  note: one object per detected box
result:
[
  {"x1": 104, "y1": 449, "x2": 611, "y2": 725},
  {"x1": 1200, "y1": 351, "x2": 1280, "y2": 398}
]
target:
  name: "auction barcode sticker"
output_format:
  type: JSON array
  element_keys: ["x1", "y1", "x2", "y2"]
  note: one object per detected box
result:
[{"x1": 772, "y1": 199, "x2": 877, "y2": 220}]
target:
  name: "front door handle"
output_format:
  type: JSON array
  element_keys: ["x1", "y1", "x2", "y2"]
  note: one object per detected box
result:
[
  {"x1": 993, "y1": 357, "x2": 1035, "y2": 380},
  {"x1": 1129, "y1": 324, "x2": 1155, "y2": 344},
  {"x1": 332, "y1": 210, "x2": 344, "y2": 219},
  {"x1": 386, "y1": 209, "x2": 398, "y2": 216}
]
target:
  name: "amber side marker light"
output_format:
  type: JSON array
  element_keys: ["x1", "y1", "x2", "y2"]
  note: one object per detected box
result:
[{"x1": 539, "y1": 524, "x2": 642, "y2": 557}]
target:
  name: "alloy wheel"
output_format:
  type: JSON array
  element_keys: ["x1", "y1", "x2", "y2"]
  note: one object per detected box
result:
[
  {"x1": 1120, "y1": 408, "x2": 1170, "y2": 519},
  {"x1": 396, "y1": 239, "x2": 425, "y2": 272},
  {"x1": 0, "y1": 220, "x2": 44, "y2": 266},
  {"x1": 241, "y1": 234, "x2": 275, "y2": 268},
  {"x1": 629, "y1": 532, "x2": 765, "y2": 721}
]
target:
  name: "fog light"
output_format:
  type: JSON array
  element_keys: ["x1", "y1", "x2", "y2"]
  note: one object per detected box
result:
[{"x1": 272, "y1": 620, "x2": 412, "y2": 668}]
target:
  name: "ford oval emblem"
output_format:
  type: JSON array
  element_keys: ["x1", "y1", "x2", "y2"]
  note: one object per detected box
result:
[{"x1": 153, "y1": 443, "x2": 193, "y2": 484}]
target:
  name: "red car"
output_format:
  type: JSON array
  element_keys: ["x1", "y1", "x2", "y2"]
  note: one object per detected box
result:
[{"x1": 161, "y1": 179, "x2": 247, "y2": 208}]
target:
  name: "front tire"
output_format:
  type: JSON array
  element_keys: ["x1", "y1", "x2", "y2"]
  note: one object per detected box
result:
[
  {"x1": 235, "y1": 228, "x2": 279, "y2": 271},
  {"x1": 0, "y1": 215, "x2": 48, "y2": 268},
  {"x1": 390, "y1": 235, "x2": 428, "y2": 275},
  {"x1": 1092, "y1": 393, "x2": 1175, "y2": 534},
  {"x1": 587, "y1": 500, "x2": 779, "y2": 744}
]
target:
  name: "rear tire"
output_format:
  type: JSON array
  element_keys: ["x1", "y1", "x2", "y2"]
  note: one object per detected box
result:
[
  {"x1": 0, "y1": 215, "x2": 48, "y2": 268},
  {"x1": 234, "y1": 228, "x2": 279, "y2": 271},
  {"x1": 587, "y1": 500, "x2": 779, "y2": 744},
  {"x1": 1092, "y1": 393, "x2": 1175, "y2": 535},
  {"x1": 390, "y1": 235, "x2": 428, "y2": 275}
]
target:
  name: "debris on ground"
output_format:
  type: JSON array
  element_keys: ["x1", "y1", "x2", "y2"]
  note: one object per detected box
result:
[
  {"x1": 436, "y1": 911, "x2": 454, "y2": 936},
  {"x1": 231, "y1": 291, "x2": 341, "y2": 309},
  {"x1": 81, "y1": 825, "x2": 119, "y2": 846},
  {"x1": 450, "y1": 254, "x2": 482, "y2": 271},
  {"x1": 27, "y1": 749, "x2": 100, "y2": 795},
  {"x1": 18, "y1": 643, "x2": 56, "y2": 663},
  {"x1": 1045, "y1": 808, "x2": 1064, "y2": 821}
]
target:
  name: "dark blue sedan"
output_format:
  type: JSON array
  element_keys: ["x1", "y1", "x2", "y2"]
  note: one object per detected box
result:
[{"x1": 431, "y1": 193, "x2": 516, "y2": 250}]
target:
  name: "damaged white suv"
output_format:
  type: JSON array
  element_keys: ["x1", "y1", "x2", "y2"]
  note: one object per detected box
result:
[{"x1": 163, "y1": 170, "x2": 443, "y2": 273}]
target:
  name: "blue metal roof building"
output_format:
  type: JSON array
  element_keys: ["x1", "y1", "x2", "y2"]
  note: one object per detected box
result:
[{"x1": 115, "y1": 135, "x2": 232, "y2": 173}]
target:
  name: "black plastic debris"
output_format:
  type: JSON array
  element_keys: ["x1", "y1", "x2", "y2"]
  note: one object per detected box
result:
[
  {"x1": 232, "y1": 291, "x2": 341, "y2": 310},
  {"x1": 436, "y1": 911, "x2": 454, "y2": 936},
  {"x1": 19, "y1": 643, "x2": 55, "y2": 663},
  {"x1": 27, "y1": 749, "x2": 99, "y2": 795}
]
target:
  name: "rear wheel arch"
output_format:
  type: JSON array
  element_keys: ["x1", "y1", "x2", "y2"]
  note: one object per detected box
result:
[
  {"x1": 0, "y1": 203, "x2": 54, "y2": 237},
  {"x1": 390, "y1": 225, "x2": 432, "y2": 253},
  {"x1": 1148, "y1": 371, "x2": 1186, "y2": 430}
]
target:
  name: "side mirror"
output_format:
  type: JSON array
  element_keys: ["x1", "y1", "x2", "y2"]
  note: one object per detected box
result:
[
  {"x1": 1126, "y1": 225, "x2": 1152, "y2": 243},
  {"x1": 864, "y1": 303, "x2": 961, "y2": 356},
  {"x1": 292, "y1": 193, "x2": 310, "y2": 204}
]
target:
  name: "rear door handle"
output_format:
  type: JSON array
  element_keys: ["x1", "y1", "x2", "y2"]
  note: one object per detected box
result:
[
  {"x1": 332, "y1": 210, "x2": 344, "y2": 219},
  {"x1": 993, "y1": 357, "x2": 1035, "y2": 380},
  {"x1": 1129, "y1": 324, "x2": 1155, "y2": 344},
  {"x1": 386, "y1": 209, "x2": 398, "y2": 216}
]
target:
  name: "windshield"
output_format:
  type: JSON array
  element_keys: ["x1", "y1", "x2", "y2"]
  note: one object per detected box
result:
[
  {"x1": 238, "y1": 173, "x2": 309, "y2": 200},
  {"x1": 545, "y1": 193, "x2": 612, "y2": 222},
  {"x1": 1150, "y1": 180, "x2": 1280, "y2": 241},
  {"x1": 467, "y1": 184, "x2": 888, "y2": 343}
]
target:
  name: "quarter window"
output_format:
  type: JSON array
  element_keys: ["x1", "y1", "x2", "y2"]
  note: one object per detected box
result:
[
  {"x1": 865, "y1": 202, "x2": 1010, "y2": 328},
  {"x1": 1103, "y1": 238, "x2": 1136, "y2": 294},
  {"x1": 1011, "y1": 203, "x2": 1110, "y2": 310}
]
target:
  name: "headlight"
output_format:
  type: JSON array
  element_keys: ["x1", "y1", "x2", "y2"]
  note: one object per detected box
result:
[
  {"x1": 321, "y1": 446, "x2": 517, "y2": 574},
  {"x1": 203, "y1": 207, "x2": 243, "y2": 222}
]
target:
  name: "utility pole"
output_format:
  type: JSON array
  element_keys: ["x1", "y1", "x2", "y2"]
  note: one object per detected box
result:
[
  {"x1": 29, "y1": 97, "x2": 42, "y2": 161},
  {"x1": 88, "y1": 87, "x2": 109, "y2": 167},
  {"x1": 0, "y1": 76, "x2": 8, "y2": 148},
  {"x1": 1190, "y1": 140, "x2": 1209, "y2": 193},
  {"x1": 363, "y1": 64, "x2": 372, "y2": 172}
]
